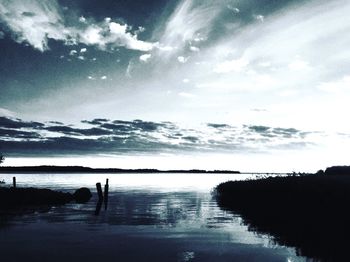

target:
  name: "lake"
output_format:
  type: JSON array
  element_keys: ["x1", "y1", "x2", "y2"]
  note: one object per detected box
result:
[{"x1": 0, "y1": 173, "x2": 307, "y2": 262}]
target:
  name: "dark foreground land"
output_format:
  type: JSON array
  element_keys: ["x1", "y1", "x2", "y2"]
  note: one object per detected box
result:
[
  {"x1": 215, "y1": 166, "x2": 350, "y2": 262},
  {"x1": 0, "y1": 187, "x2": 92, "y2": 215}
]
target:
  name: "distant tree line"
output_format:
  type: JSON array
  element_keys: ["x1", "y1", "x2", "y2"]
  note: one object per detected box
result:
[{"x1": 0, "y1": 154, "x2": 4, "y2": 165}]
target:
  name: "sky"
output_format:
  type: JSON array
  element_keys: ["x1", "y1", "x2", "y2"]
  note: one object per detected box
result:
[{"x1": 1, "y1": 0, "x2": 350, "y2": 172}]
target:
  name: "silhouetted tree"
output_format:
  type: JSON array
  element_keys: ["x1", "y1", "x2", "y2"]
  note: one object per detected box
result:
[{"x1": 0, "y1": 154, "x2": 4, "y2": 165}]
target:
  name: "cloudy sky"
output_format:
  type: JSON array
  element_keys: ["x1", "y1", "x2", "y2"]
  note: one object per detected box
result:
[{"x1": 1, "y1": 0, "x2": 350, "y2": 172}]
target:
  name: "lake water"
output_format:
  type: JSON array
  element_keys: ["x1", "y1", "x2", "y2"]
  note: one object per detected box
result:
[{"x1": 0, "y1": 173, "x2": 307, "y2": 262}]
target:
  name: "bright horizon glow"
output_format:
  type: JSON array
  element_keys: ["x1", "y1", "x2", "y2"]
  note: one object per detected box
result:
[
  {"x1": 0, "y1": 172, "x2": 258, "y2": 192},
  {"x1": 3, "y1": 148, "x2": 347, "y2": 173}
]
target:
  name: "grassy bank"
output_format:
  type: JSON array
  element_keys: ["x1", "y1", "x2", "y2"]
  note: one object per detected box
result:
[{"x1": 215, "y1": 173, "x2": 350, "y2": 261}]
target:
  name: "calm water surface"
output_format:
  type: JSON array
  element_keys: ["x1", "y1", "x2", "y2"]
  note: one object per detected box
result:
[{"x1": 0, "y1": 173, "x2": 307, "y2": 262}]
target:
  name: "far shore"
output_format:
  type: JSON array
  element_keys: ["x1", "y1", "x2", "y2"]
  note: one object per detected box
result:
[{"x1": 0, "y1": 165, "x2": 244, "y2": 174}]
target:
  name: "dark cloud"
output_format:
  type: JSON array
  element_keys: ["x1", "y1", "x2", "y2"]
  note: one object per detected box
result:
[
  {"x1": 0, "y1": 116, "x2": 316, "y2": 157},
  {"x1": 246, "y1": 125, "x2": 302, "y2": 139},
  {"x1": 100, "y1": 120, "x2": 167, "y2": 134},
  {"x1": 0, "y1": 117, "x2": 44, "y2": 129},
  {"x1": 48, "y1": 121, "x2": 64, "y2": 125},
  {"x1": 272, "y1": 127, "x2": 299, "y2": 137},
  {"x1": 0, "y1": 136, "x2": 177, "y2": 156},
  {"x1": 81, "y1": 118, "x2": 110, "y2": 125},
  {"x1": 0, "y1": 137, "x2": 106, "y2": 155},
  {"x1": 182, "y1": 136, "x2": 200, "y2": 143},
  {"x1": 84, "y1": 119, "x2": 166, "y2": 133},
  {"x1": 131, "y1": 120, "x2": 166, "y2": 131},
  {"x1": 0, "y1": 128, "x2": 41, "y2": 139},
  {"x1": 45, "y1": 126, "x2": 113, "y2": 136},
  {"x1": 249, "y1": 125, "x2": 270, "y2": 133},
  {"x1": 207, "y1": 123, "x2": 231, "y2": 129},
  {"x1": 100, "y1": 123, "x2": 134, "y2": 134}
]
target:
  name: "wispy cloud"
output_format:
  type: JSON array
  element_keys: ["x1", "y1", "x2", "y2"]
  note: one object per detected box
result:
[
  {"x1": 124, "y1": 0, "x2": 350, "y2": 133},
  {"x1": 154, "y1": 0, "x2": 225, "y2": 58},
  {"x1": 0, "y1": 0, "x2": 156, "y2": 52},
  {"x1": 0, "y1": 0, "x2": 67, "y2": 51}
]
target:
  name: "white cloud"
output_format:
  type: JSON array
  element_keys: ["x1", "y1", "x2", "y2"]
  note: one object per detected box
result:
[
  {"x1": 193, "y1": 35, "x2": 206, "y2": 42},
  {"x1": 179, "y1": 92, "x2": 195, "y2": 98},
  {"x1": 156, "y1": 44, "x2": 174, "y2": 52},
  {"x1": 255, "y1": 15, "x2": 264, "y2": 22},
  {"x1": 177, "y1": 56, "x2": 188, "y2": 63},
  {"x1": 79, "y1": 16, "x2": 86, "y2": 23},
  {"x1": 213, "y1": 58, "x2": 249, "y2": 73},
  {"x1": 227, "y1": 5, "x2": 240, "y2": 14},
  {"x1": 318, "y1": 76, "x2": 350, "y2": 93},
  {"x1": 77, "y1": 55, "x2": 85, "y2": 60},
  {"x1": 0, "y1": 107, "x2": 16, "y2": 117},
  {"x1": 135, "y1": 26, "x2": 145, "y2": 34},
  {"x1": 0, "y1": 0, "x2": 156, "y2": 52},
  {"x1": 77, "y1": 20, "x2": 156, "y2": 52},
  {"x1": 101, "y1": 76, "x2": 107, "y2": 80},
  {"x1": 190, "y1": 46, "x2": 200, "y2": 52},
  {"x1": 258, "y1": 61, "x2": 272, "y2": 68},
  {"x1": 80, "y1": 48, "x2": 87, "y2": 53},
  {"x1": 139, "y1": 54, "x2": 152, "y2": 62},
  {"x1": 288, "y1": 58, "x2": 311, "y2": 71},
  {"x1": 79, "y1": 26, "x2": 102, "y2": 45},
  {"x1": 69, "y1": 50, "x2": 77, "y2": 56},
  {"x1": 87, "y1": 76, "x2": 95, "y2": 80},
  {"x1": 253, "y1": 74, "x2": 278, "y2": 89},
  {"x1": 126, "y1": 61, "x2": 133, "y2": 78},
  {"x1": 183, "y1": 78, "x2": 190, "y2": 83},
  {"x1": 101, "y1": 21, "x2": 155, "y2": 51},
  {"x1": 109, "y1": 22, "x2": 127, "y2": 35}
]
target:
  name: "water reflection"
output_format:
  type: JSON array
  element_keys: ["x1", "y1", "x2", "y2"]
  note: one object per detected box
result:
[
  {"x1": 0, "y1": 172, "x2": 256, "y2": 191},
  {"x1": 0, "y1": 173, "x2": 307, "y2": 262},
  {"x1": 12, "y1": 190, "x2": 238, "y2": 230},
  {"x1": 95, "y1": 191, "x2": 228, "y2": 227}
]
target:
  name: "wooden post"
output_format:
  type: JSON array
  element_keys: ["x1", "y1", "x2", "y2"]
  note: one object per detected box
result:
[
  {"x1": 96, "y1": 182, "x2": 103, "y2": 201},
  {"x1": 94, "y1": 199, "x2": 102, "y2": 216},
  {"x1": 104, "y1": 178, "x2": 109, "y2": 210},
  {"x1": 13, "y1": 177, "x2": 16, "y2": 188}
]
